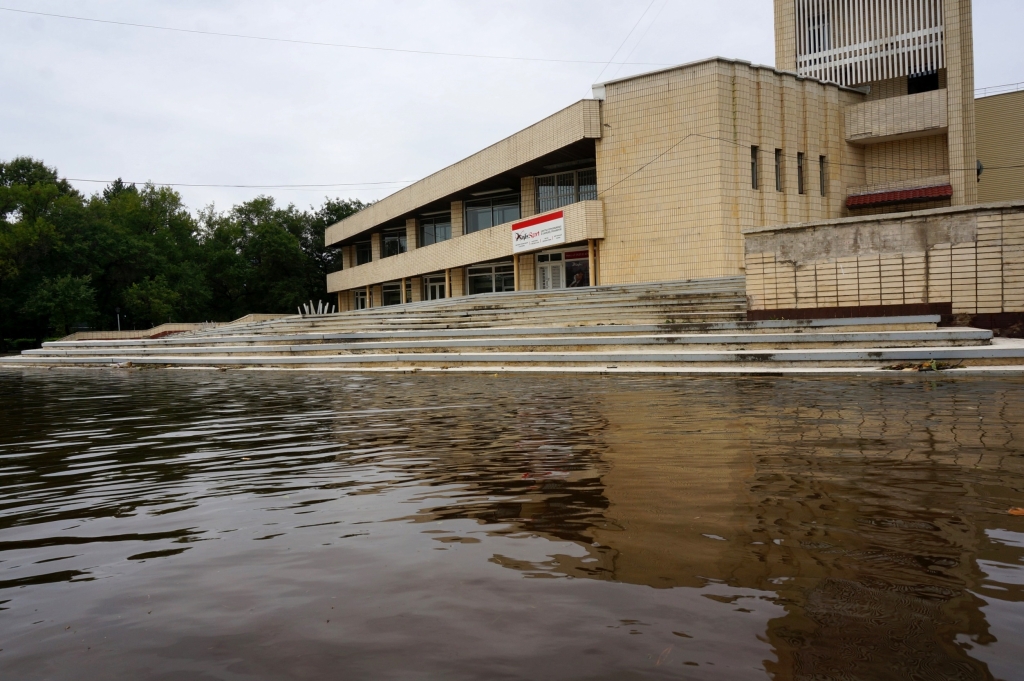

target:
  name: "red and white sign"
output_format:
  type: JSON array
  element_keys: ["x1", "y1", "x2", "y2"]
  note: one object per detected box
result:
[{"x1": 511, "y1": 211, "x2": 565, "y2": 254}]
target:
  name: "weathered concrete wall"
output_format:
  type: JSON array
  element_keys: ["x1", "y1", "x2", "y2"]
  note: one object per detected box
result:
[{"x1": 744, "y1": 201, "x2": 1024, "y2": 315}]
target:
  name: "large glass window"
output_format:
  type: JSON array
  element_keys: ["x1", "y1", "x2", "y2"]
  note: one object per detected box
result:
[
  {"x1": 355, "y1": 241, "x2": 372, "y2": 265},
  {"x1": 536, "y1": 167, "x2": 597, "y2": 213},
  {"x1": 467, "y1": 263, "x2": 515, "y2": 295},
  {"x1": 465, "y1": 195, "x2": 521, "y2": 234},
  {"x1": 381, "y1": 228, "x2": 407, "y2": 258},
  {"x1": 420, "y1": 214, "x2": 452, "y2": 246},
  {"x1": 381, "y1": 280, "x2": 412, "y2": 306}
]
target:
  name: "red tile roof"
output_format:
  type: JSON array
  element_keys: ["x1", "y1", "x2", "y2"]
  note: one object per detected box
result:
[{"x1": 846, "y1": 184, "x2": 953, "y2": 208}]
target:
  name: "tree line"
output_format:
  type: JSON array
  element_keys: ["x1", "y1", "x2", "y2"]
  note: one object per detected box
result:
[{"x1": 0, "y1": 157, "x2": 364, "y2": 350}]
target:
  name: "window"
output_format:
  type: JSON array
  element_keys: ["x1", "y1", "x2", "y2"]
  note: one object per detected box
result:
[
  {"x1": 355, "y1": 241, "x2": 372, "y2": 265},
  {"x1": 353, "y1": 289, "x2": 367, "y2": 310},
  {"x1": 797, "y1": 152, "x2": 806, "y2": 194},
  {"x1": 908, "y1": 71, "x2": 940, "y2": 94},
  {"x1": 751, "y1": 146, "x2": 760, "y2": 190},
  {"x1": 467, "y1": 262, "x2": 515, "y2": 295},
  {"x1": 775, "y1": 149, "x2": 784, "y2": 192},
  {"x1": 465, "y1": 194, "x2": 520, "y2": 234},
  {"x1": 381, "y1": 228, "x2": 407, "y2": 258},
  {"x1": 420, "y1": 213, "x2": 452, "y2": 247},
  {"x1": 536, "y1": 168, "x2": 597, "y2": 213},
  {"x1": 819, "y1": 156, "x2": 828, "y2": 196},
  {"x1": 381, "y1": 280, "x2": 412, "y2": 306}
]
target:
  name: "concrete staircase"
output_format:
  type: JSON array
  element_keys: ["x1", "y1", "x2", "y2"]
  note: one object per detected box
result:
[{"x1": 7, "y1": 277, "x2": 1024, "y2": 373}]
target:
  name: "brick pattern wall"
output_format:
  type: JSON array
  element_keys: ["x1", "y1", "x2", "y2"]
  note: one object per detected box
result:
[
  {"x1": 596, "y1": 58, "x2": 862, "y2": 286},
  {"x1": 845, "y1": 89, "x2": 947, "y2": 144},
  {"x1": 745, "y1": 202, "x2": 1024, "y2": 315},
  {"x1": 977, "y1": 92, "x2": 1024, "y2": 203}
]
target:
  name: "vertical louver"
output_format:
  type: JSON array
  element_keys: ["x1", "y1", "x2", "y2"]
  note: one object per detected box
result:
[{"x1": 794, "y1": 0, "x2": 945, "y2": 86}]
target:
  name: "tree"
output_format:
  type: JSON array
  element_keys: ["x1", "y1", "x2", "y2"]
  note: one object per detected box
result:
[
  {"x1": 21, "y1": 274, "x2": 97, "y2": 336},
  {"x1": 123, "y1": 276, "x2": 180, "y2": 327}
]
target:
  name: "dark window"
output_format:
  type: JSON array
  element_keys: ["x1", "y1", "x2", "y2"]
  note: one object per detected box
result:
[
  {"x1": 465, "y1": 195, "x2": 520, "y2": 234},
  {"x1": 355, "y1": 241, "x2": 372, "y2": 265},
  {"x1": 467, "y1": 263, "x2": 515, "y2": 295},
  {"x1": 420, "y1": 214, "x2": 452, "y2": 247},
  {"x1": 819, "y1": 156, "x2": 828, "y2": 196},
  {"x1": 381, "y1": 280, "x2": 412, "y2": 306},
  {"x1": 751, "y1": 146, "x2": 760, "y2": 190},
  {"x1": 775, "y1": 149, "x2": 784, "y2": 192},
  {"x1": 353, "y1": 289, "x2": 367, "y2": 309},
  {"x1": 536, "y1": 167, "x2": 597, "y2": 213},
  {"x1": 797, "y1": 152, "x2": 806, "y2": 194},
  {"x1": 381, "y1": 228, "x2": 407, "y2": 258},
  {"x1": 908, "y1": 71, "x2": 940, "y2": 94}
]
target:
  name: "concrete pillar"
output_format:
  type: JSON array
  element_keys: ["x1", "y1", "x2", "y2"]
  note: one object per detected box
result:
[
  {"x1": 451, "y1": 201, "x2": 464, "y2": 237},
  {"x1": 451, "y1": 268, "x2": 465, "y2": 297},
  {"x1": 411, "y1": 277, "x2": 422, "y2": 302},
  {"x1": 513, "y1": 254, "x2": 520, "y2": 291},
  {"x1": 444, "y1": 269, "x2": 452, "y2": 298},
  {"x1": 406, "y1": 218, "x2": 418, "y2": 250},
  {"x1": 336, "y1": 291, "x2": 345, "y2": 312},
  {"x1": 773, "y1": 0, "x2": 796, "y2": 72},
  {"x1": 588, "y1": 239, "x2": 596, "y2": 287},
  {"x1": 519, "y1": 254, "x2": 536, "y2": 291},
  {"x1": 372, "y1": 284, "x2": 382, "y2": 308},
  {"x1": 341, "y1": 245, "x2": 353, "y2": 270},
  {"x1": 400, "y1": 278, "x2": 407, "y2": 304},
  {"x1": 520, "y1": 177, "x2": 537, "y2": 218},
  {"x1": 370, "y1": 233, "x2": 381, "y2": 261},
  {"x1": 365, "y1": 285, "x2": 371, "y2": 309},
  {"x1": 945, "y1": 0, "x2": 978, "y2": 206}
]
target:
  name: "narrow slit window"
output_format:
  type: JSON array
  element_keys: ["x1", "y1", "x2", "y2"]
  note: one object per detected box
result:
[
  {"x1": 775, "y1": 149, "x2": 783, "y2": 192},
  {"x1": 750, "y1": 146, "x2": 760, "y2": 190},
  {"x1": 819, "y1": 156, "x2": 828, "y2": 196},
  {"x1": 797, "y1": 152, "x2": 806, "y2": 195}
]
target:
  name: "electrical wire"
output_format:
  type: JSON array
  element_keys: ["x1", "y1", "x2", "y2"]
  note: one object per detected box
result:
[
  {"x1": 0, "y1": 5, "x2": 674, "y2": 67},
  {"x1": 610, "y1": 0, "x2": 670, "y2": 80},
  {"x1": 588, "y1": 0, "x2": 660, "y2": 90}
]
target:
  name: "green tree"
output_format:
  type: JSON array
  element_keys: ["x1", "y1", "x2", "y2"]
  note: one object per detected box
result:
[
  {"x1": 124, "y1": 275, "x2": 180, "y2": 327},
  {"x1": 21, "y1": 274, "x2": 97, "y2": 336}
]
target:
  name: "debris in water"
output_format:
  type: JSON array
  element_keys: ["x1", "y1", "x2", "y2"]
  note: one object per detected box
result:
[
  {"x1": 1009, "y1": 508, "x2": 1024, "y2": 516},
  {"x1": 881, "y1": 360, "x2": 961, "y2": 372}
]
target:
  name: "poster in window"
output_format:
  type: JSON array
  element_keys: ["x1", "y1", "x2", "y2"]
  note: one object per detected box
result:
[{"x1": 565, "y1": 258, "x2": 590, "y2": 287}]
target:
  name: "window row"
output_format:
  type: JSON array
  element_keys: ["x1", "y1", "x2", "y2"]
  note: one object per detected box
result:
[{"x1": 751, "y1": 147, "x2": 828, "y2": 196}]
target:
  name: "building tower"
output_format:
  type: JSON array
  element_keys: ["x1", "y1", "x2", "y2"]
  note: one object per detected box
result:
[{"x1": 774, "y1": 0, "x2": 977, "y2": 206}]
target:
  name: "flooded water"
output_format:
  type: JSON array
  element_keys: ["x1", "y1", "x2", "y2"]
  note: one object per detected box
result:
[{"x1": 0, "y1": 369, "x2": 1022, "y2": 680}]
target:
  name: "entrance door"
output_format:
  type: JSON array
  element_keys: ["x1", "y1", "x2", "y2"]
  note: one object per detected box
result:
[
  {"x1": 536, "y1": 252, "x2": 564, "y2": 290},
  {"x1": 424, "y1": 276, "x2": 446, "y2": 300}
]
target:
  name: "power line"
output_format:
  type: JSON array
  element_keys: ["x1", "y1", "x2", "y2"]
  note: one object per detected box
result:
[
  {"x1": 588, "y1": 0, "x2": 660, "y2": 91},
  {"x1": 0, "y1": 5, "x2": 675, "y2": 67},
  {"x1": 611, "y1": 0, "x2": 670, "y2": 80}
]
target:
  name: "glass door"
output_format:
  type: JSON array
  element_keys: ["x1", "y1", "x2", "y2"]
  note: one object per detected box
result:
[
  {"x1": 536, "y1": 252, "x2": 564, "y2": 290},
  {"x1": 424, "y1": 276, "x2": 446, "y2": 300}
]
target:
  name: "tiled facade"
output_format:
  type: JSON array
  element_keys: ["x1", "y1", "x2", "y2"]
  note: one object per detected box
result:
[
  {"x1": 744, "y1": 201, "x2": 1024, "y2": 315},
  {"x1": 324, "y1": 0, "x2": 1018, "y2": 314}
]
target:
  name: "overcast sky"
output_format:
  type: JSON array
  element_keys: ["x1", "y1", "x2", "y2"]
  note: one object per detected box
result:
[{"x1": 2, "y1": 0, "x2": 1021, "y2": 213}]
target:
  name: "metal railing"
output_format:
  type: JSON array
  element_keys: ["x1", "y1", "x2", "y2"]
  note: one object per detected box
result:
[{"x1": 976, "y1": 82, "x2": 1024, "y2": 98}]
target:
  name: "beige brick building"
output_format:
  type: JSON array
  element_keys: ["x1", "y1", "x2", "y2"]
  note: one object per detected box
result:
[{"x1": 326, "y1": 0, "x2": 1020, "y2": 312}]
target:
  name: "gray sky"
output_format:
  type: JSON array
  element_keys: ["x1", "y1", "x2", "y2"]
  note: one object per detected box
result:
[{"x1": 2, "y1": 0, "x2": 1021, "y2": 213}]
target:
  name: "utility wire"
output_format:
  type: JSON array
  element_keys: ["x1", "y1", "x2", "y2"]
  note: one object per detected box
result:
[
  {"x1": 610, "y1": 0, "x2": 670, "y2": 80},
  {"x1": 588, "y1": 0, "x2": 660, "y2": 91},
  {"x1": 0, "y1": 5, "x2": 673, "y2": 67}
]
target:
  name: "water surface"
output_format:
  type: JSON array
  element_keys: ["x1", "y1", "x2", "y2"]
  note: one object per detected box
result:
[{"x1": 1, "y1": 369, "x2": 1022, "y2": 680}]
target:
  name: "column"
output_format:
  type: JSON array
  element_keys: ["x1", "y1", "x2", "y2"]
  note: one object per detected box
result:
[
  {"x1": 400, "y1": 277, "x2": 407, "y2": 304},
  {"x1": 370, "y1": 233, "x2": 382, "y2": 261},
  {"x1": 411, "y1": 277, "x2": 422, "y2": 302},
  {"x1": 520, "y1": 177, "x2": 537, "y2": 218},
  {"x1": 773, "y1": 0, "x2": 797, "y2": 72},
  {"x1": 588, "y1": 240, "x2": 596, "y2": 287},
  {"x1": 341, "y1": 245, "x2": 353, "y2": 270},
  {"x1": 513, "y1": 255, "x2": 520, "y2": 291},
  {"x1": 451, "y1": 201, "x2": 464, "y2": 237},
  {"x1": 945, "y1": 0, "x2": 978, "y2": 206},
  {"x1": 406, "y1": 218, "x2": 418, "y2": 250}
]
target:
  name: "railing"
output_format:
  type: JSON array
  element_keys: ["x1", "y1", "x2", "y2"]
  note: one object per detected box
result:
[{"x1": 976, "y1": 82, "x2": 1024, "y2": 98}]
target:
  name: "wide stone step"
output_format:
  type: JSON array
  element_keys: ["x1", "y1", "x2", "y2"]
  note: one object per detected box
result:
[
  {"x1": 41, "y1": 316, "x2": 947, "y2": 349},
  {"x1": 9, "y1": 341, "x2": 1024, "y2": 370},
  {"x1": 26, "y1": 329, "x2": 993, "y2": 358}
]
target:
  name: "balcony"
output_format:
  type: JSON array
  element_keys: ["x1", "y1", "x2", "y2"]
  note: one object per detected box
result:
[
  {"x1": 844, "y1": 89, "x2": 947, "y2": 145},
  {"x1": 327, "y1": 200, "x2": 605, "y2": 293}
]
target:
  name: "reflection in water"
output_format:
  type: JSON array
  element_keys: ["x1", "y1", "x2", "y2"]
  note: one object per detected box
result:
[{"x1": 0, "y1": 369, "x2": 1023, "y2": 680}]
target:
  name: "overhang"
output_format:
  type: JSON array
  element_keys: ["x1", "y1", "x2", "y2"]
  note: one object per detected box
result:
[{"x1": 325, "y1": 99, "x2": 602, "y2": 247}]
